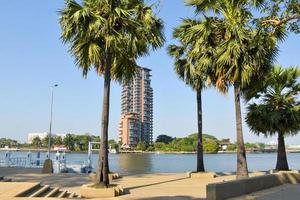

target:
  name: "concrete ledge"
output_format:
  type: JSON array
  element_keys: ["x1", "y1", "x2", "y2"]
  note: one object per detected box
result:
[
  {"x1": 187, "y1": 171, "x2": 217, "y2": 178},
  {"x1": 269, "y1": 169, "x2": 300, "y2": 174},
  {"x1": 207, "y1": 172, "x2": 300, "y2": 200},
  {"x1": 89, "y1": 172, "x2": 121, "y2": 182},
  {"x1": 80, "y1": 183, "x2": 123, "y2": 198}
]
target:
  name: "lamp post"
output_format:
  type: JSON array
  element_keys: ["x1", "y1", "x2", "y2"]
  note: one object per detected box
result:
[
  {"x1": 47, "y1": 84, "x2": 58, "y2": 158},
  {"x1": 43, "y1": 84, "x2": 58, "y2": 173}
]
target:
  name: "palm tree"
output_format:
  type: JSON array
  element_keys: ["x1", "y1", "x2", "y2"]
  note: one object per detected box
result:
[
  {"x1": 168, "y1": 17, "x2": 226, "y2": 172},
  {"x1": 168, "y1": 43, "x2": 206, "y2": 172},
  {"x1": 185, "y1": 0, "x2": 278, "y2": 179},
  {"x1": 246, "y1": 66, "x2": 300, "y2": 171},
  {"x1": 60, "y1": 0, "x2": 164, "y2": 187}
]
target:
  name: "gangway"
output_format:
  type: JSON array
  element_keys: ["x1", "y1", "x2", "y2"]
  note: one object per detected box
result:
[{"x1": 86, "y1": 142, "x2": 100, "y2": 173}]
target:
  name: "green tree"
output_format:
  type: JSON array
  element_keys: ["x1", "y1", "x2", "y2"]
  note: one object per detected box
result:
[
  {"x1": 154, "y1": 142, "x2": 166, "y2": 151},
  {"x1": 227, "y1": 144, "x2": 237, "y2": 151},
  {"x1": 155, "y1": 135, "x2": 174, "y2": 144},
  {"x1": 32, "y1": 137, "x2": 42, "y2": 149},
  {"x1": 63, "y1": 134, "x2": 75, "y2": 151},
  {"x1": 246, "y1": 66, "x2": 300, "y2": 170},
  {"x1": 185, "y1": 0, "x2": 278, "y2": 179},
  {"x1": 53, "y1": 136, "x2": 63, "y2": 146},
  {"x1": 261, "y1": 0, "x2": 300, "y2": 33},
  {"x1": 60, "y1": 0, "x2": 164, "y2": 186},
  {"x1": 0, "y1": 138, "x2": 19, "y2": 148},
  {"x1": 108, "y1": 139, "x2": 118, "y2": 150},
  {"x1": 168, "y1": 18, "x2": 224, "y2": 171},
  {"x1": 42, "y1": 135, "x2": 54, "y2": 148},
  {"x1": 135, "y1": 142, "x2": 147, "y2": 151},
  {"x1": 203, "y1": 139, "x2": 219, "y2": 153}
]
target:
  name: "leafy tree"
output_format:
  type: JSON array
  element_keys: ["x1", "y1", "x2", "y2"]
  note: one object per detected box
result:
[
  {"x1": 32, "y1": 137, "x2": 42, "y2": 149},
  {"x1": 155, "y1": 135, "x2": 174, "y2": 144},
  {"x1": 168, "y1": 17, "x2": 225, "y2": 171},
  {"x1": 202, "y1": 134, "x2": 218, "y2": 141},
  {"x1": 135, "y1": 142, "x2": 147, "y2": 151},
  {"x1": 146, "y1": 145, "x2": 155, "y2": 152},
  {"x1": 60, "y1": 0, "x2": 164, "y2": 187},
  {"x1": 227, "y1": 144, "x2": 237, "y2": 151},
  {"x1": 63, "y1": 134, "x2": 75, "y2": 151},
  {"x1": 246, "y1": 66, "x2": 300, "y2": 170},
  {"x1": 244, "y1": 143, "x2": 257, "y2": 150},
  {"x1": 108, "y1": 139, "x2": 118, "y2": 150},
  {"x1": 260, "y1": 0, "x2": 300, "y2": 33},
  {"x1": 42, "y1": 135, "x2": 54, "y2": 148},
  {"x1": 185, "y1": 0, "x2": 279, "y2": 179},
  {"x1": 53, "y1": 136, "x2": 63, "y2": 146},
  {"x1": 154, "y1": 142, "x2": 166, "y2": 151},
  {"x1": 0, "y1": 138, "x2": 18, "y2": 148},
  {"x1": 203, "y1": 139, "x2": 219, "y2": 153}
]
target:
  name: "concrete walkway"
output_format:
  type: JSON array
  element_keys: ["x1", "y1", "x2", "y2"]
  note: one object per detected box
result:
[
  {"x1": 230, "y1": 184, "x2": 300, "y2": 200},
  {"x1": 0, "y1": 167, "x2": 238, "y2": 199},
  {"x1": 2, "y1": 167, "x2": 294, "y2": 200}
]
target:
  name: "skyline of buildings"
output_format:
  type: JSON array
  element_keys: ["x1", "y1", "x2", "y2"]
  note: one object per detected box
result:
[{"x1": 118, "y1": 67, "x2": 153, "y2": 147}]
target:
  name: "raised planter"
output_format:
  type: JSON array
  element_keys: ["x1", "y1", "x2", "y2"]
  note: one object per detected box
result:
[
  {"x1": 42, "y1": 159, "x2": 53, "y2": 174},
  {"x1": 187, "y1": 171, "x2": 217, "y2": 178},
  {"x1": 89, "y1": 172, "x2": 120, "y2": 182},
  {"x1": 80, "y1": 184, "x2": 123, "y2": 198}
]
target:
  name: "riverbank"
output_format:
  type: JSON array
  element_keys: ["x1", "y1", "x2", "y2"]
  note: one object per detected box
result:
[{"x1": 0, "y1": 148, "x2": 283, "y2": 154}]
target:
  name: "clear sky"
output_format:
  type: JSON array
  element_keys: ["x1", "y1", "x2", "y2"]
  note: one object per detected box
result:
[{"x1": 0, "y1": 0, "x2": 299, "y2": 144}]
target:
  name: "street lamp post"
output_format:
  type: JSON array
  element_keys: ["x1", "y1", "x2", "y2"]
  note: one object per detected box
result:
[
  {"x1": 42, "y1": 84, "x2": 58, "y2": 174},
  {"x1": 47, "y1": 84, "x2": 58, "y2": 158}
]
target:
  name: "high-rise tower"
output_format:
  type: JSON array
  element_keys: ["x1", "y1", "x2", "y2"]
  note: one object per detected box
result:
[{"x1": 118, "y1": 67, "x2": 153, "y2": 147}]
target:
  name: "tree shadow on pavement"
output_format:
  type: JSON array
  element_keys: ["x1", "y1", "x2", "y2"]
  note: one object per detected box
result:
[{"x1": 136, "y1": 196, "x2": 205, "y2": 200}]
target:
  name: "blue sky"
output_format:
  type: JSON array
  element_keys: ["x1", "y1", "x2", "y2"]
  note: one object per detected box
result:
[{"x1": 0, "y1": 0, "x2": 299, "y2": 144}]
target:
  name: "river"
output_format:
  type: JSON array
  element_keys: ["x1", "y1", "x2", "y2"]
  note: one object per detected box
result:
[{"x1": 1, "y1": 151, "x2": 299, "y2": 175}]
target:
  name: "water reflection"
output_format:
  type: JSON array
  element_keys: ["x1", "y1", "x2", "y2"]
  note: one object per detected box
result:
[{"x1": 117, "y1": 153, "x2": 153, "y2": 175}]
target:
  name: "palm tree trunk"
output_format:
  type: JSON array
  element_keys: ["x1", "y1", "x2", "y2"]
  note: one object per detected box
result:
[
  {"x1": 96, "y1": 54, "x2": 112, "y2": 187},
  {"x1": 276, "y1": 133, "x2": 289, "y2": 171},
  {"x1": 196, "y1": 89, "x2": 205, "y2": 172},
  {"x1": 234, "y1": 85, "x2": 248, "y2": 179}
]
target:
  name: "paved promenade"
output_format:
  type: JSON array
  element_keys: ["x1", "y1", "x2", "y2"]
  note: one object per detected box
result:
[
  {"x1": 1, "y1": 167, "x2": 300, "y2": 199},
  {"x1": 230, "y1": 184, "x2": 300, "y2": 200},
  {"x1": 0, "y1": 167, "x2": 240, "y2": 199}
]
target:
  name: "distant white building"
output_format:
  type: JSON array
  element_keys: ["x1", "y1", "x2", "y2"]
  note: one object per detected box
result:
[{"x1": 27, "y1": 132, "x2": 66, "y2": 144}]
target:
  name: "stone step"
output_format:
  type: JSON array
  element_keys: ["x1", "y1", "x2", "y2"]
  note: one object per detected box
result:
[
  {"x1": 13, "y1": 182, "x2": 82, "y2": 199},
  {"x1": 15, "y1": 183, "x2": 41, "y2": 197},
  {"x1": 115, "y1": 185, "x2": 124, "y2": 196},
  {"x1": 68, "y1": 192, "x2": 76, "y2": 198},
  {"x1": 45, "y1": 187, "x2": 59, "y2": 198},
  {"x1": 30, "y1": 185, "x2": 50, "y2": 197},
  {"x1": 58, "y1": 190, "x2": 68, "y2": 198}
]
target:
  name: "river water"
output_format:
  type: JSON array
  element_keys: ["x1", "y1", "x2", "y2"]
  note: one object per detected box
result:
[{"x1": 1, "y1": 151, "x2": 299, "y2": 175}]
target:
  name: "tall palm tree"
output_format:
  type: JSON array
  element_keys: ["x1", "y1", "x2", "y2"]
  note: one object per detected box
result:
[
  {"x1": 185, "y1": 0, "x2": 278, "y2": 179},
  {"x1": 168, "y1": 43, "x2": 206, "y2": 172},
  {"x1": 168, "y1": 17, "x2": 226, "y2": 172},
  {"x1": 60, "y1": 0, "x2": 164, "y2": 187},
  {"x1": 246, "y1": 66, "x2": 300, "y2": 170}
]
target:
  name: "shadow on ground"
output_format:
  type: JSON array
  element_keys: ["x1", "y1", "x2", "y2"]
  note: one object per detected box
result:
[
  {"x1": 136, "y1": 196, "x2": 205, "y2": 200},
  {"x1": 125, "y1": 177, "x2": 189, "y2": 190},
  {"x1": 7, "y1": 173, "x2": 89, "y2": 188}
]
